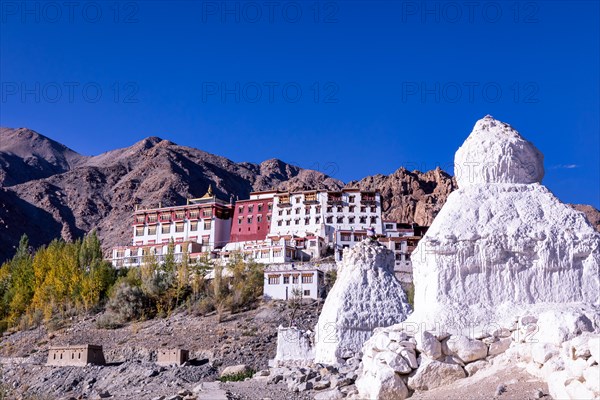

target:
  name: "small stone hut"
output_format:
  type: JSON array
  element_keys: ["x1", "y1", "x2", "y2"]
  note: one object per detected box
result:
[
  {"x1": 47, "y1": 345, "x2": 105, "y2": 366},
  {"x1": 156, "y1": 348, "x2": 189, "y2": 366}
]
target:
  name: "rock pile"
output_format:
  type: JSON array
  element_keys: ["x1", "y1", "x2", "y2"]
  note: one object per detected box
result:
[
  {"x1": 260, "y1": 355, "x2": 363, "y2": 399},
  {"x1": 353, "y1": 323, "x2": 516, "y2": 399},
  {"x1": 523, "y1": 332, "x2": 600, "y2": 399},
  {"x1": 314, "y1": 240, "x2": 411, "y2": 365}
]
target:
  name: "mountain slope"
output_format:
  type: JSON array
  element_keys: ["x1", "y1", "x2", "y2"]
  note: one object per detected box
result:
[{"x1": 0, "y1": 128, "x2": 85, "y2": 186}]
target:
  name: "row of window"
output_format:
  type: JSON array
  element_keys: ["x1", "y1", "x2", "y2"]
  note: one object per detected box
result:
[
  {"x1": 135, "y1": 209, "x2": 213, "y2": 224},
  {"x1": 238, "y1": 203, "x2": 273, "y2": 214},
  {"x1": 280, "y1": 194, "x2": 367, "y2": 204},
  {"x1": 237, "y1": 214, "x2": 272, "y2": 225},
  {"x1": 339, "y1": 233, "x2": 367, "y2": 242},
  {"x1": 275, "y1": 205, "x2": 377, "y2": 216},
  {"x1": 135, "y1": 220, "x2": 211, "y2": 236},
  {"x1": 267, "y1": 274, "x2": 314, "y2": 285},
  {"x1": 275, "y1": 215, "x2": 378, "y2": 227}
]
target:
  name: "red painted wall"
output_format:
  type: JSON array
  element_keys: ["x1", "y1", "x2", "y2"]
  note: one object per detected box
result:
[{"x1": 229, "y1": 198, "x2": 272, "y2": 242}]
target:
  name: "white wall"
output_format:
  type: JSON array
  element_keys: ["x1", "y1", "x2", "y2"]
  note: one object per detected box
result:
[{"x1": 263, "y1": 270, "x2": 322, "y2": 300}]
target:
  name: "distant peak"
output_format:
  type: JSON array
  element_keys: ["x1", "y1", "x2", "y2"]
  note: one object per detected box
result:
[{"x1": 134, "y1": 136, "x2": 172, "y2": 150}]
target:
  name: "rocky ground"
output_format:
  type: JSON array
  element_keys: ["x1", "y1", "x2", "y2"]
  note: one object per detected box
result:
[{"x1": 0, "y1": 300, "x2": 322, "y2": 400}]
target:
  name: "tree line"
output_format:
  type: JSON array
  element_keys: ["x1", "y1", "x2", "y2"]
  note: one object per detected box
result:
[{"x1": 0, "y1": 234, "x2": 265, "y2": 333}]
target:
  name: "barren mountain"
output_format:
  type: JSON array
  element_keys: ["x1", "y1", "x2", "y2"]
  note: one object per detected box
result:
[{"x1": 1, "y1": 127, "x2": 598, "y2": 262}]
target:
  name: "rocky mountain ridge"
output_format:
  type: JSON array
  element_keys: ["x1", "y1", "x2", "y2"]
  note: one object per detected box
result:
[{"x1": 0, "y1": 127, "x2": 598, "y2": 262}]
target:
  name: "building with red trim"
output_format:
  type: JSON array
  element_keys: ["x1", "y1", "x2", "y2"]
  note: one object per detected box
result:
[{"x1": 110, "y1": 186, "x2": 233, "y2": 268}]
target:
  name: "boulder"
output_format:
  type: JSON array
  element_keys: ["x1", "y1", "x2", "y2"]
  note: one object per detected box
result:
[
  {"x1": 488, "y1": 337, "x2": 512, "y2": 356},
  {"x1": 444, "y1": 335, "x2": 487, "y2": 363},
  {"x1": 416, "y1": 331, "x2": 442, "y2": 360},
  {"x1": 464, "y1": 360, "x2": 488, "y2": 376},
  {"x1": 407, "y1": 357, "x2": 466, "y2": 390},
  {"x1": 355, "y1": 364, "x2": 408, "y2": 400}
]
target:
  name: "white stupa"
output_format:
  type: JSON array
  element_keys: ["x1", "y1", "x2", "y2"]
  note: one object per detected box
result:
[
  {"x1": 314, "y1": 240, "x2": 412, "y2": 364},
  {"x1": 409, "y1": 116, "x2": 600, "y2": 331}
]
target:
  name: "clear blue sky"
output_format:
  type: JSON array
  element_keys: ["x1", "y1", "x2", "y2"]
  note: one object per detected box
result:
[{"x1": 1, "y1": 1, "x2": 598, "y2": 207}]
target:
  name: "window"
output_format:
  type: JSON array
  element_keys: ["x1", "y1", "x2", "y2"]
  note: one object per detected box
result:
[
  {"x1": 273, "y1": 250, "x2": 282, "y2": 258},
  {"x1": 189, "y1": 210, "x2": 199, "y2": 219},
  {"x1": 160, "y1": 213, "x2": 171, "y2": 222},
  {"x1": 238, "y1": 206, "x2": 244, "y2": 213},
  {"x1": 292, "y1": 275, "x2": 299, "y2": 284},
  {"x1": 326, "y1": 206, "x2": 333, "y2": 213},
  {"x1": 175, "y1": 223, "x2": 184, "y2": 233},
  {"x1": 147, "y1": 214, "x2": 157, "y2": 223},
  {"x1": 361, "y1": 206, "x2": 367, "y2": 213},
  {"x1": 135, "y1": 227, "x2": 144, "y2": 236},
  {"x1": 295, "y1": 208, "x2": 301, "y2": 214},
  {"x1": 203, "y1": 209, "x2": 213, "y2": 217},
  {"x1": 360, "y1": 217, "x2": 367, "y2": 224},
  {"x1": 286, "y1": 220, "x2": 291, "y2": 226},
  {"x1": 349, "y1": 195, "x2": 355, "y2": 203},
  {"x1": 258, "y1": 204, "x2": 263, "y2": 212},
  {"x1": 257, "y1": 215, "x2": 263, "y2": 223},
  {"x1": 315, "y1": 205, "x2": 321, "y2": 213},
  {"x1": 135, "y1": 215, "x2": 145, "y2": 224},
  {"x1": 337, "y1": 217, "x2": 344, "y2": 223},
  {"x1": 267, "y1": 215, "x2": 271, "y2": 222},
  {"x1": 268, "y1": 275, "x2": 280, "y2": 285},
  {"x1": 248, "y1": 205, "x2": 254, "y2": 213},
  {"x1": 304, "y1": 290, "x2": 310, "y2": 296},
  {"x1": 337, "y1": 206, "x2": 343, "y2": 213},
  {"x1": 349, "y1": 205, "x2": 355, "y2": 213},
  {"x1": 348, "y1": 217, "x2": 355, "y2": 224},
  {"x1": 302, "y1": 274, "x2": 313, "y2": 284},
  {"x1": 305, "y1": 206, "x2": 311, "y2": 214},
  {"x1": 148, "y1": 226, "x2": 157, "y2": 235},
  {"x1": 385, "y1": 223, "x2": 394, "y2": 230},
  {"x1": 370, "y1": 206, "x2": 377, "y2": 213},
  {"x1": 341, "y1": 233, "x2": 351, "y2": 241},
  {"x1": 161, "y1": 224, "x2": 170, "y2": 234},
  {"x1": 268, "y1": 203, "x2": 272, "y2": 211},
  {"x1": 295, "y1": 197, "x2": 301, "y2": 203},
  {"x1": 238, "y1": 217, "x2": 243, "y2": 225},
  {"x1": 202, "y1": 236, "x2": 209, "y2": 245},
  {"x1": 286, "y1": 209, "x2": 291, "y2": 215},
  {"x1": 316, "y1": 217, "x2": 321, "y2": 224},
  {"x1": 278, "y1": 210, "x2": 283, "y2": 216},
  {"x1": 304, "y1": 217, "x2": 310, "y2": 225},
  {"x1": 371, "y1": 216, "x2": 378, "y2": 223},
  {"x1": 247, "y1": 216, "x2": 253, "y2": 224},
  {"x1": 326, "y1": 216, "x2": 333, "y2": 223},
  {"x1": 175, "y1": 211, "x2": 185, "y2": 220},
  {"x1": 294, "y1": 219, "x2": 300, "y2": 225},
  {"x1": 283, "y1": 276, "x2": 290, "y2": 284},
  {"x1": 204, "y1": 220, "x2": 211, "y2": 230},
  {"x1": 278, "y1": 221, "x2": 283, "y2": 226},
  {"x1": 310, "y1": 240, "x2": 317, "y2": 247}
]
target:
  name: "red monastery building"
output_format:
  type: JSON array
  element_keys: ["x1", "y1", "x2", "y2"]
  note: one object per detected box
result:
[{"x1": 229, "y1": 191, "x2": 276, "y2": 242}]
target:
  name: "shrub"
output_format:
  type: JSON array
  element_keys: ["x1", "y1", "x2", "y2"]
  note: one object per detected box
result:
[
  {"x1": 218, "y1": 368, "x2": 255, "y2": 382},
  {"x1": 106, "y1": 280, "x2": 151, "y2": 322},
  {"x1": 195, "y1": 297, "x2": 215, "y2": 316},
  {"x1": 96, "y1": 312, "x2": 123, "y2": 329}
]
